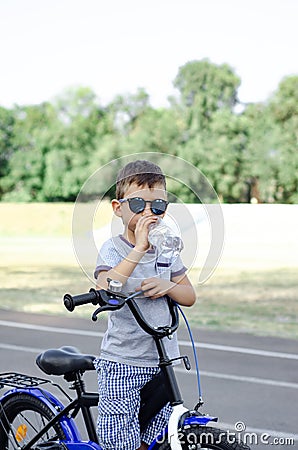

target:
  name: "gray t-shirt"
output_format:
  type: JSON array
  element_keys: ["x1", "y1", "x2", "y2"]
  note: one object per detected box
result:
[{"x1": 94, "y1": 235, "x2": 187, "y2": 367}]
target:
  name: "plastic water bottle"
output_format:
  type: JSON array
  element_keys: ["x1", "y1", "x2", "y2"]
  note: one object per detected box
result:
[{"x1": 148, "y1": 218, "x2": 184, "y2": 255}]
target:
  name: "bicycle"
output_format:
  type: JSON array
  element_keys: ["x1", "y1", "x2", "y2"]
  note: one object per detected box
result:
[{"x1": 0, "y1": 282, "x2": 250, "y2": 450}]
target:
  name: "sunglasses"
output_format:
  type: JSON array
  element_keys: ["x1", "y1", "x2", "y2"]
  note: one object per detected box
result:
[{"x1": 119, "y1": 197, "x2": 169, "y2": 215}]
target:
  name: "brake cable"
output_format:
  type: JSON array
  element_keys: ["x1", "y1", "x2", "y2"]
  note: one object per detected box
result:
[{"x1": 175, "y1": 303, "x2": 204, "y2": 409}]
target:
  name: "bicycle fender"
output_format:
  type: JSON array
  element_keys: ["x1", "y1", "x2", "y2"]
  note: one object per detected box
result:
[
  {"x1": 0, "y1": 387, "x2": 81, "y2": 442},
  {"x1": 62, "y1": 443, "x2": 102, "y2": 449},
  {"x1": 183, "y1": 413, "x2": 218, "y2": 427}
]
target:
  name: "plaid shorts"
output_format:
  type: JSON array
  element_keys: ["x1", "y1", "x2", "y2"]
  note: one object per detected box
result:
[{"x1": 94, "y1": 359, "x2": 172, "y2": 450}]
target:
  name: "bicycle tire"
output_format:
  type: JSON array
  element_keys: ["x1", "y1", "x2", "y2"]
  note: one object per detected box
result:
[
  {"x1": 0, "y1": 393, "x2": 67, "y2": 449},
  {"x1": 157, "y1": 424, "x2": 250, "y2": 450}
]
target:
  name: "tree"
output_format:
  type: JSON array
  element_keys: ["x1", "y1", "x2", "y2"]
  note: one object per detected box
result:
[
  {"x1": 0, "y1": 65, "x2": 297, "y2": 204},
  {"x1": 173, "y1": 59, "x2": 241, "y2": 131},
  {"x1": 127, "y1": 107, "x2": 184, "y2": 153},
  {"x1": 243, "y1": 103, "x2": 281, "y2": 203},
  {"x1": 0, "y1": 107, "x2": 15, "y2": 186},
  {"x1": 0, "y1": 103, "x2": 58, "y2": 201},
  {"x1": 53, "y1": 86, "x2": 99, "y2": 123},
  {"x1": 267, "y1": 76, "x2": 298, "y2": 203},
  {"x1": 109, "y1": 87, "x2": 150, "y2": 134},
  {"x1": 177, "y1": 109, "x2": 250, "y2": 202},
  {"x1": 43, "y1": 87, "x2": 112, "y2": 201}
]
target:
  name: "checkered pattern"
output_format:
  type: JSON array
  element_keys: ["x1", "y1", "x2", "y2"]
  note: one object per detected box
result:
[{"x1": 94, "y1": 359, "x2": 172, "y2": 450}]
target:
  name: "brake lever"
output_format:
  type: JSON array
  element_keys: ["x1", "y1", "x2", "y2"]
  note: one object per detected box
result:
[
  {"x1": 91, "y1": 287, "x2": 145, "y2": 322},
  {"x1": 92, "y1": 305, "x2": 114, "y2": 321},
  {"x1": 91, "y1": 294, "x2": 127, "y2": 321}
]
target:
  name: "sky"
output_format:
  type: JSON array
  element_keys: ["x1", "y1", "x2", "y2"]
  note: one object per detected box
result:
[{"x1": 0, "y1": 0, "x2": 297, "y2": 109}]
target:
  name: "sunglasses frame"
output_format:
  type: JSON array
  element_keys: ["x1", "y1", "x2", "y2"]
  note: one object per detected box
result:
[{"x1": 119, "y1": 197, "x2": 169, "y2": 215}]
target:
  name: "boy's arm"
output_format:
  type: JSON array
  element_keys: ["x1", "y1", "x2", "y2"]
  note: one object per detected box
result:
[
  {"x1": 96, "y1": 247, "x2": 147, "y2": 289},
  {"x1": 167, "y1": 273, "x2": 196, "y2": 306},
  {"x1": 96, "y1": 215, "x2": 157, "y2": 289}
]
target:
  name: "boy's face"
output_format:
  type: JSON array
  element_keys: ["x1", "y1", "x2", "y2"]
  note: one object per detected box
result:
[{"x1": 113, "y1": 182, "x2": 167, "y2": 236}]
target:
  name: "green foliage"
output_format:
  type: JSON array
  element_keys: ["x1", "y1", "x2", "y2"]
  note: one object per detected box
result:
[
  {"x1": 0, "y1": 107, "x2": 15, "y2": 187},
  {"x1": 173, "y1": 59, "x2": 240, "y2": 130},
  {"x1": 267, "y1": 76, "x2": 298, "y2": 202},
  {"x1": 109, "y1": 87, "x2": 150, "y2": 134},
  {"x1": 0, "y1": 60, "x2": 297, "y2": 204}
]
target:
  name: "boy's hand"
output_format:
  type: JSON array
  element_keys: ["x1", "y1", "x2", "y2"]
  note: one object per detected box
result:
[
  {"x1": 137, "y1": 277, "x2": 175, "y2": 300},
  {"x1": 134, "y1": 216, "x2": 158, "y2": 252}
]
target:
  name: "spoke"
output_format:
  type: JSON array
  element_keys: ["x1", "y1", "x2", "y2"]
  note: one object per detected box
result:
[{"x1": 7, "y1": 412, "x2": 58, "y2": 448}]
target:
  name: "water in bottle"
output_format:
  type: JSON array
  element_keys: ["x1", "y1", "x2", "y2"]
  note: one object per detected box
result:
[{"x1": 148, "y1": 218, "x2": 183, "y2": 255}]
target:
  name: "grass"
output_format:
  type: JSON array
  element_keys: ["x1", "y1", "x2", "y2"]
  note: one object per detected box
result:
[
  {"x1": 0, "y1": 265, "x2": 94, "y2": 316},
  {"x1": 0, "y1": 202, "x2": 297, "y2": 339},
  {"x1": 1, "y1": 263, "x2": 297, "y2": 339},
  {"x1": 188, "y1": 268, "x2": 298, "y2": 339},
  {"x1": 0, "y1": 201, "x2": 112, "y2": 237}
]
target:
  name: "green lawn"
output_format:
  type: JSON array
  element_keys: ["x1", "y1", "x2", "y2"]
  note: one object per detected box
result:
[{"x1": 0, "y1": 201, "x2": 112, "y2": 237}]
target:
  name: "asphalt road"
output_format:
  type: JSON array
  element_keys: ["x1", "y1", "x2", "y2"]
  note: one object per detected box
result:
[{"x1": 0, "y1": 309, "x2": 297, "y2": 449}]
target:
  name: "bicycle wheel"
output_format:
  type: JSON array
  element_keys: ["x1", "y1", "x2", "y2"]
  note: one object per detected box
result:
[
  {"x1": 0, "y1": 393, "x2": 67, "y2": 449},
  {"x1": 158, "y1": 424, "x2": 250, "y2": 450}
]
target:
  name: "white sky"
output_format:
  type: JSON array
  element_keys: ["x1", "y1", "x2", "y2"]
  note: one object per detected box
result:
[{"x1": 0, "y1": 0, "x2": 297, "y2": 109}]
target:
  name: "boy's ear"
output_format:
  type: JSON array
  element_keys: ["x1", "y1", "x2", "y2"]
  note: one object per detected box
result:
[{"x1": 111, "y1": 199, "x2": 122, "y2": 217}]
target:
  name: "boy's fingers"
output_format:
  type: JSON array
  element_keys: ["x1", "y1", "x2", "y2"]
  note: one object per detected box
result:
[{"x1": 142, "y1": 277, "x2": 155, "y2": 284}]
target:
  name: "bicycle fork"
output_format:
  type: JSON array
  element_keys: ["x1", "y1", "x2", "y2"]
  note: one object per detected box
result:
[{"x1": 153, "y1": 337, "x2": 217, "y2": 450}]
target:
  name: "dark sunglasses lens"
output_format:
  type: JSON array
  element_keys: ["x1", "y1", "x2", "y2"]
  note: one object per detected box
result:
[
  {"x1": 151, "y1": 200, "x2": 167, "y2": 215},
  {"x1": 129, "y1": 198, "x2": 145, "y2": 213}
]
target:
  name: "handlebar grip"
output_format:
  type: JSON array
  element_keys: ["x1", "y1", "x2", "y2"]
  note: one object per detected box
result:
[{"x1": 63, "y1": 290, "x2": 98, "y2": 312}]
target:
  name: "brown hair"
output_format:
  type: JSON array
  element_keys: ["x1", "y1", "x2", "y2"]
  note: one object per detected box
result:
[{"x1": 116, "y1": 160, "x2": 166, "y2": 199}]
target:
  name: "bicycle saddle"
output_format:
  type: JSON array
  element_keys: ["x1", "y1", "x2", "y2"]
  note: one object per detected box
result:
[{"x1": 36, "y1": 346, "x2": 96, "y2": 376}]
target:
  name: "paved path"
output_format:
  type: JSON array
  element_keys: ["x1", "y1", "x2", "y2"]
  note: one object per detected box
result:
[{"x1": 0, "y1": 309, "x2": 297, "y2": 449}]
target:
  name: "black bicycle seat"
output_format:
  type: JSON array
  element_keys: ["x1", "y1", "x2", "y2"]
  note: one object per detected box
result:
[{"x1": 36, "y1": 346, "x2": 96, "y2": 376}]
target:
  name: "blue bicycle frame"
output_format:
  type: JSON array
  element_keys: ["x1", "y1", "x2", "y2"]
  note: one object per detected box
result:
[
  {"x1": 0, "y1": 385, "x2": 216, "y2": 450},
  {"x1": 0, "y1": 383, "x2": 99, "y2": 449}
]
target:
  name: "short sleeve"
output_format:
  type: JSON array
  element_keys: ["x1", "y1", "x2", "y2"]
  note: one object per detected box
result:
[
  {"x1": 170, "y1": 254, "x2": 187, "y2": 278},
  {"x1": 156, "y1": 251, "x2": 187, "y2": 280},
  {"x1": 94, "y1": 239, "x2": 122, "y2": 279}
]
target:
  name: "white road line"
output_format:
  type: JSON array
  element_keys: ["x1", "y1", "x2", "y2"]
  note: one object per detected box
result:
[
  {"x1": 217, "y1": 422, "x2": 298, "y2": 441},
  {"x1": 0, "y1": 320, "x2": 102, "y2": 337},
  {"x1": 1, "y1": 342, "x2": 298, "y2": 390},
  {"x1": 1, "y1": 319, "x2": 297, "y2": 360},
  {"x1": 178, "y1": 339, "x2": 298, "y2": 360},
  {"x1": 0, "y1": 343, "x2": 43, "y2": 353},
  {"x1": 174, "y1": 367, "x2": 298, "y2": 389}
]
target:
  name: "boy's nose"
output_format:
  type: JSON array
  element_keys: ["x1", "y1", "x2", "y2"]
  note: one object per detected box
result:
[{"x1": 141, "y1": 203, "x2": 152, "y2": 216}]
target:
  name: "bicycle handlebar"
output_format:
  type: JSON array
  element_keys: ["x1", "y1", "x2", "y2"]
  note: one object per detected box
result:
[
  {"x1": 63, "y1": 287, "x2": 179, "y2": 338},
  {"x1": 64, "y1": 289, "x2": 99, "y2": 312}
]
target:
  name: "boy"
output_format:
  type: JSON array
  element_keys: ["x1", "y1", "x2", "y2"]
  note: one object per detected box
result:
[{"x1": 94, "y1": 160, "x2": 196, "y2": 450}]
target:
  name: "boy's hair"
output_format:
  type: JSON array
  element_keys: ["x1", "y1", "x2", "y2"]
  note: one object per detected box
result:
[{"x1": 116, "y1": 160, "x2": 166, "y2": 199}]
